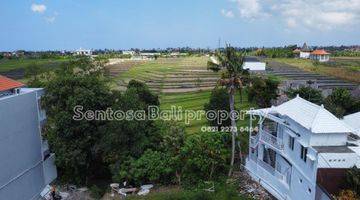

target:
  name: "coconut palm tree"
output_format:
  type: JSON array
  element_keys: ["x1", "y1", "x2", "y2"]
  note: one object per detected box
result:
[{"x1": 208, "y1": 45, "x2": 249, "y2": 176}]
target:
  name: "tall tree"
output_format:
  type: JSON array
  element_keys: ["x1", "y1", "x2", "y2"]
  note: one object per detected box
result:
[
  {"x1": 207, "y1": 45, "x2": 248, "y2": 176},
  {"x1": 248, "y1": 76, "x2": 279, "y2": 107},
  {"x1": 42, "y1": 59, "x2": 113, "y2": 184}
]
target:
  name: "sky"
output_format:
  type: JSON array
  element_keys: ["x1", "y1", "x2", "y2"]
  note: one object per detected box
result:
[{"x1": 1, "y1": 0, "x2": 359, "y2": 51}]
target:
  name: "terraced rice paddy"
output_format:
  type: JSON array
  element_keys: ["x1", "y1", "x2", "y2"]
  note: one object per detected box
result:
[
  {"x1": 109, "y1": 57, "x2": 219, "y2": 94},
  {"x1": 107, "y1": 56, "x2": 254, "y2": 135},
  {"x1": 266, "y1": 59, "x2": 359, "y2": 90}
]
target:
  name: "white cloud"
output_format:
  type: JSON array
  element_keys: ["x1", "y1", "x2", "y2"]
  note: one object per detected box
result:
[
  {"x1": 45, "y1": 12, "x2": 59, "y2": 24},
  {"x1": 225, "y1": 0, "x2": 360, "y2": 30},
  {"x1": 271, "y1": 0, "x2": 360, "y2": 30},
  {"x1": 45, "y1": 16, "x2": 55, "y2": 23},
  {"x1": 232, "y1": 0, "x2": 268, "y2": 19},
  {"x1": 286, "y1": 18, "x2": 297, "y2": 28},
  {"x1": 221, "y1": 9, "x2": 234, "y2": 18},
  {"x1": 31, "y1": 3, "x2": 46, "y2": 13}
]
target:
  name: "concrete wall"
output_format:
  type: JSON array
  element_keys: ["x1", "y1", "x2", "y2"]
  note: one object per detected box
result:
[
  {"x1": 0, "y1": 91, "x2": 45, "y2": 200},
  {"x1": 243, "y1": 62, "x2": 266, "y2": 71}
]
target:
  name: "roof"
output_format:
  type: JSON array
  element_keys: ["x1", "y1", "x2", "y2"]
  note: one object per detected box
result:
[
  {"x1": 311, "y1": 49, "x2": 330, "y2": 55},
  {"x1": 244, "y1": 57, "x2": 261, "y2": 62},
  {"x1": 293, "y1": 49, "x2": 301, "y2": 53},
  {"x1": 342, "y1": 112, "x2": 360, "y2": 136},
  {"x1": 301, "y1": 43, "x2": 312, "y2": 52},
  {"x1": 0, "y1": 75, "x2": 25, "y2": 92},
  {"x1": 313, "y1": 146, "x2": 354, "y2": 153},
  {"x1": 249, "y1": 95, "x2": 353, "y2": 134}
]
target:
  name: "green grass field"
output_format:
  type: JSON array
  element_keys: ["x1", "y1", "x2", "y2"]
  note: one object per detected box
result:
[
  {"x1": 0, "y1": 58, "x2": 69, "y2": 72},
  {"x1": 111, "y1": 57, "x2": 255, "y2": 152},
  {"x1": 269, "y1": 57, "x2": 360, "y2": 83}
]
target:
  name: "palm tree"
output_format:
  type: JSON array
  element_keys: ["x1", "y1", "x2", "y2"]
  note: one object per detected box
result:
[{"x1": 208, "y1": 45, "x2": 249, "y2": 176}]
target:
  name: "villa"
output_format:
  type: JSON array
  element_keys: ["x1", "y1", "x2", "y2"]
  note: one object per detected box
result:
[
  {"x1": 299, "y1": 43, "x2": 312, "y2": 59},
  {"x1": 74, "y1": 48, "x2": 92, "y2": 56},
  {"x1": 246, "y1": 95, "x2": 360, "y2": 200},
  {"x1": 310, "y1": 50, "x2": 330, "y2": 62},
  {"x1": 0, "y1": 76, "x2": 57, "y2": 200},
  {"x1": 243, "y1": 57, "x2": 266, "y2": 71}
]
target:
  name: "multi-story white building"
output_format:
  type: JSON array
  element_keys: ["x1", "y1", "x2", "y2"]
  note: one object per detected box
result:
[
  {"x1": 0, "y1": 75, "x2": 57, "y2": 200},
  {"x1": 246, "y1": 95, "x2": 360, "y2": 200}
]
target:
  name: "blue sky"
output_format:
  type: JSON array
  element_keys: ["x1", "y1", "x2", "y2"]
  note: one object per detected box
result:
[{"x1": 1, "y1": 0, "x2": 359, "y2": 51}]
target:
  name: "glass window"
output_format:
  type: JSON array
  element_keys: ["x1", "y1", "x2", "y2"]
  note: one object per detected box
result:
[
  {"x1": 300, "y1": 145, "x2": 307, "y2": 162},
  {"x1": 289, "y1": 136, "x2": 295, "y2": 150}
]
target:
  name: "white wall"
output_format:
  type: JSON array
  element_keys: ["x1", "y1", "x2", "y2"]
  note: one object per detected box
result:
[
  {"x1": 243, "y1": 62, "x2": 266, "y2": 71},
  {"x1": 300, "y1": 52, "x2": 310, "y2": 59},
  {"x1": 0, "y1": 91, "x2": 45, "y2": 200}
]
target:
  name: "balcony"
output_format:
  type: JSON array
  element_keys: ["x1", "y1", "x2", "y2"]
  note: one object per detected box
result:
[
  {"x1": 250, "y1": 133, "x2": 260, "y2": 148},
  {"x1": 43, "y1": 153, "x2": 57, "y2": 185},
  {"x1": 260, "y1": 129, "x2": 284, "y2": 151}
]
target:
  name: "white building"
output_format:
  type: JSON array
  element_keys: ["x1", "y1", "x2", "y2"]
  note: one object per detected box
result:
[
  {"x1": 0, "y1": 76, "x2": 57, "y2": 200},
  {"x1": 243, "y1": 57, "x2": 266, "y2": 71},
  {"x1": 310, "y1": 50, "x2": 330, "y2": 62},
  {"x1": 122, "y1": 50, "x2": 136, "y2": 56},
  {"x1": 246, "y1": 95, "x2": 360, "y2": 200},
  {"x1": 300, "y1": 43, "x2": 312, "y2": 59},
  {"x1": 75, "y1": 48, "x2": 92, "y2": 56}
]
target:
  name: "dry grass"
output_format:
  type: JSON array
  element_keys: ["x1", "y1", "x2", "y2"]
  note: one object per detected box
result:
[{"x1": 270, "y1": 58, "x2": 360, "y2": 83}]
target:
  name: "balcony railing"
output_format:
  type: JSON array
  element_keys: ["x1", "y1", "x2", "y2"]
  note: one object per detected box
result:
[
  {"x1": 250, "y1": 133, "x2": 260, "y2": 148},
  {"x1": 258, "y1": 159, "x2": 288, "y2": 184},
  {"x1": 260, "y1": 129, "x2": 284, "y2": 151}
]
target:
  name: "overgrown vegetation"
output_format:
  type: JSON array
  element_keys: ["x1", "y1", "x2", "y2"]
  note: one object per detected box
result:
[
  {"x1": 27, "y1": 57, "x2": 239, "y2": 198},
  {"x1": 286, "y1": 86, "x2": 360, "y2": 118},
  {"x1": 248, "y1": 76, "x2": 279, "y2": 107},
  {"x1": 286, "y1": 86, "x2": 323, "y2": 105}
]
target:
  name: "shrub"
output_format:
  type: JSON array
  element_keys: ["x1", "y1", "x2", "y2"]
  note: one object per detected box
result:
[
  {"x1": 180, "y1": 132, "x2": 231, "y2": 186},
  {"x1": 324, "y1": 88, "x2": 360, "y2": 118},
  {"x1": 123, "y1": 150, "x2": 176, "y2": 185},
  {"x1": 337, "y1": 190, "x2": 358, "y2": 200},
  {"x1": 286, "y1": 86, "x2": 323, "y2": 105},
  {"x1": 204, "y1": 88, "x2": 231, "y2": 129},
  {"x1": 248, "y1": 76, "x2": 279, "y2": 107}
]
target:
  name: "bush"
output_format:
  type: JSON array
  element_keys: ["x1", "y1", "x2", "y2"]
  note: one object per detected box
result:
[
  {"x1": 180, "y1": 132, "x2": 231, "y2": 186},
  {"x1": 324, "y1": 88, "x2": 360, "y2": 118},
  {"x1": 89, "y1": 185, "x2": 107, "y2": 199},
  {"x1": 204, "y1": 88, "x2": 231, "y2": 129},
  {"x1": 286, "y1": 86, "x2": 323, "y2": 105},
  {"x1": 248, "y1": 76, "x2": 279, "y2": 107},
  {"x1": 118, "y1": 150, "x2": 176, "y2": 185}
]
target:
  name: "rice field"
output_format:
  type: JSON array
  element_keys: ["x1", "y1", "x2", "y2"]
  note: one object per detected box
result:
[
  {"x1": 269, "y1": 57, "x2": 360, "y2": 83},
  {"x1": 108, "y1": 56, "x2": 255, "y2": 135}
]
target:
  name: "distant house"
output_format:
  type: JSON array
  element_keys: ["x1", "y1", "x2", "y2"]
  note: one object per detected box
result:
[
  {"x1": 243, "y1": 57, "x2": 266, "y2": 71},
  {"x1": 310, "y1": 49, "x2": 330, "y2": 62},
  {"x1": 75, "y1": 48, "x2": 92, "y2": 56},
  {"x1": 122, "y1": 50, "x2": 136, "y2": 56},
  {"x1": 293, "y1": 49, "x2": 301, "y2": 58},
  {"x1": 300, "y1": 43, "x2": 312, "y2": 59},
  {"x1": 0, "y1": 76, "x2": 57, "y2": 200}
]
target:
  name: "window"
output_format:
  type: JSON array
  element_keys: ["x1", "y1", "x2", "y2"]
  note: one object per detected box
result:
[
  {"x1": 288, "y1": 136, "x2": 294, "y2": 150},
  {"x1": 300, "y1": 145, "x2": 307, "y2": 162}
]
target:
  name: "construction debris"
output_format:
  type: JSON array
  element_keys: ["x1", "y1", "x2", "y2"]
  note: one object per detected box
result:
[{"x1": 233, "y1": 171, "x2": 275, "y2": 200}]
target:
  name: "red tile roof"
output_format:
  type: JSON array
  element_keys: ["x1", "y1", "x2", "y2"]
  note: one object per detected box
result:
[
  {"x1": 0, "y1": 75, "x2": 25, "y2": 92},
  {"x1": 311, "y1": 49, "x2": 330, "y2": 55}
]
